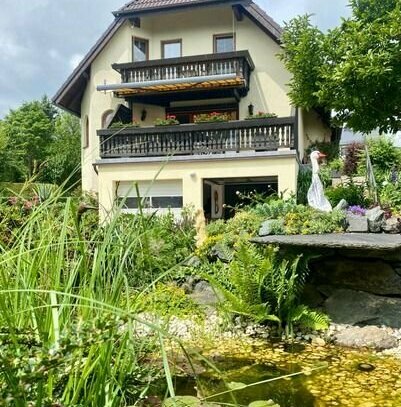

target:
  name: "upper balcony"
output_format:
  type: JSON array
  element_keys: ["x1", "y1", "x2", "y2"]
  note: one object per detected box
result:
[{"x1": 97, "y1": 51, "x2": 255, "y2": 105}]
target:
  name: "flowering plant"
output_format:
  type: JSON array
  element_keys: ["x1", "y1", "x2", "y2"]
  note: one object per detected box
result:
[
  {"x1": 193, "y1": 112, "x2": 230, "y2": 123},
  {"x1": 154, "y1": 115, "x2": 180, "y2": 126},
  {"x1": 347, "y1": 205, "x2": 366, "y2": 216},
  {"x1": 246, "y1": 111, "x2": 278, "y2": 120}
]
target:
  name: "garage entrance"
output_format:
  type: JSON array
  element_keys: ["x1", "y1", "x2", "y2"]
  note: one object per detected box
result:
[{"x1": 203, "y1": 176, "x2": 278, "y2": 220}]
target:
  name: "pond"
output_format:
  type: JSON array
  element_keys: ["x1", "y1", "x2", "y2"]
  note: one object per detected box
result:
[{"x1": 154, "y1": 338, "x2": 401, "y2": 407}]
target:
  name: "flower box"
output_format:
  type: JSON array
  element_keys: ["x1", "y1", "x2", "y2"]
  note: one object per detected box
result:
[{"x1": 193, "y1": 112, "x2": 230, "y2": 124}]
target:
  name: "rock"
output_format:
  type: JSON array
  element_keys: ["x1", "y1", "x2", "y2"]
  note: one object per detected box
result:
[
  {"x1": 311, "y1": 337, "x2": 326, "y2": 346},
  {"x1": 334, "y1": 326, "x2": 398, "y2": 350},
  {"x1": 335, "y1": 199, "x2": 348, "y2": 211},
  {"x1": 259, "y1": 219, "x2": 278, "y2": 237},
  {"x1": 324, "y1": 288, "x2": 401, "y2": 328},
  {"x1": 366, "y1": 207, "x2": 385, "y2": 233},
  {"x1": 346, "y1": 213, "x2": 369, "y2": 233},
  {"x1": 210, "y1": 243, "x2": 232, "y2": 262},
  {"x1": 382, "y1": 217, "x2": 401, "y2": 234},
  {"x1": 183, "y1": 255, "x2": 202, "y2": 267},
  {"x1": 300, "y1": 284, "x2": 325, "y2": 307},
  {"x1": 314, "y1": 258, "x2": 401, "y2": 295},
  {"x1": 189, "y1": 281, "x2": 220, "y2": 306}
]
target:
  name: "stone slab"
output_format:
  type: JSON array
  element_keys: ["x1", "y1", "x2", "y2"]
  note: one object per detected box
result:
[{"x1": 252, "y1": 233, "x2": 401, "y2": 252}]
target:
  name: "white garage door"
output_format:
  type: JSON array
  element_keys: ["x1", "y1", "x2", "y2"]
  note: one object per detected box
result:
[{"x1": 117, "y1": 180, "x2": 183, "y2": 215}]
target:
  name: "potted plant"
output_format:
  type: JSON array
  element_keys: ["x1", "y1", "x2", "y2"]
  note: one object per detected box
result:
[
  {"x1": 245, "y1": 111, "x2": 277, "y2": 120},
  {"x1": 154, "y1": 115, "x2": 180, "y2": 126},
  {"x1": 193, "y1": 112, "x2": 230, "y2": 123},
  {"x1": 109, "y1": 120, "x2": 140, "y2": 129}
]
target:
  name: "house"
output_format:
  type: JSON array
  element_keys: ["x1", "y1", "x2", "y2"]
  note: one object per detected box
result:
[{"x1": 53, "y1": 0, "x2": 331, "y2": 220}]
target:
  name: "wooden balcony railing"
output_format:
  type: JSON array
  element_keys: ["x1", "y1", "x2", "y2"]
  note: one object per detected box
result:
[
  {"x1": 97, "y1": 117, "x2": 297, "y2": 159},
  {"x1": 111, "y1": 51, "x2": 254, "y2": 95}
]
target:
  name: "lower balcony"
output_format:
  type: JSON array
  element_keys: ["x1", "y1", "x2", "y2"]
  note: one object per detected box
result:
[{"x1": 97, "y1": 117, "x2": 297, "y2": 159}]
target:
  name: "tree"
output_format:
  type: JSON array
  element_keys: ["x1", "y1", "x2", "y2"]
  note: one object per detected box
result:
[
  {"x1": 280, "y1": 0, "x2": 401, "y2": 133},
  {"x1": 42, "y1": 112, "x2": 81, "y2": 188},
  {"x1": 0, "y1": 97, "x2": 54, "y2": 180}
]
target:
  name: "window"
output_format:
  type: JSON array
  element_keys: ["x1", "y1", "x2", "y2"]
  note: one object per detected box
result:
[
  {"x1": 83, "y1": 116, "x2": 89, "y2": 149},
  {"x1": 101, "y1": 109, "x2": 114, "y2": 129},
  {"x1": 162, "y1": 39, "x2": 182, "y2": 59},
  {"x1": 214, "y1": 34, "x2": 235, "y2": 53},
  {"x1": 132, "y1": 37, "x2": 149, "y2": 62}
]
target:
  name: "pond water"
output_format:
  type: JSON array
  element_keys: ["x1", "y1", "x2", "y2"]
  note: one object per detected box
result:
[{"x1": 163, "y1": 338, "x2": 401, "y2": 407}]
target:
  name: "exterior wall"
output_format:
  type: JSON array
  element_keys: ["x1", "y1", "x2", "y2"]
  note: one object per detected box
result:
[
  {"x1": 97, "y1": 154, "x2": 298, "y2": 221},
  {"x1": 301, "y1": 109, "x2": 332, "y2": 160},
  {"x1": 80, "y1": 3, "x2": 327, "y2": 195}
]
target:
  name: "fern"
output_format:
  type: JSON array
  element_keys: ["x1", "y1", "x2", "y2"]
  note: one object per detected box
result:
[{"x1": 203, "y1": 242, "x2": 329, "y2": 336}]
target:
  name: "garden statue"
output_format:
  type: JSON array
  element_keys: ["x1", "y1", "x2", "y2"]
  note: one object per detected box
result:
[{"x1": 307, "y1": 151, "x2": 333, "y2": 212}]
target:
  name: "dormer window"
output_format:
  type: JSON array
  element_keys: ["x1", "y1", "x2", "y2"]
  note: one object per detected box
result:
[
  {"x1": 162, "y1": 39, "x2": 182, "y2": 59},
  {"x1": 214, "y1": 34, "x2": 235, "y2": 53}
]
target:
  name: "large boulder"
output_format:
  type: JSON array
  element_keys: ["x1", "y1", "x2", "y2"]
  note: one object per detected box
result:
[
  {"x1": 334, "y1": 326, "x2": 398, "y2": 350},
  {"x1": 366, "y1": 207, "x2": 385, "y2": 233},
  {"x1": 313, "y1": 258, "x2": 401, "y2": 295},
  {"x1": 324, "y1": 289, "x2": 401, "y2": 328}
]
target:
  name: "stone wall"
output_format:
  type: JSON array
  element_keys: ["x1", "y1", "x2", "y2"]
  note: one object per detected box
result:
[{"x1": 304, "y1": 253, "x2": 401, "y2": 328}]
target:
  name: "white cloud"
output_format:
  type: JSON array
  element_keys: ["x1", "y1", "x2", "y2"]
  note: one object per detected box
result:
[{"x1": 69, "y1": 54, "x2": 84, "y2": 70}]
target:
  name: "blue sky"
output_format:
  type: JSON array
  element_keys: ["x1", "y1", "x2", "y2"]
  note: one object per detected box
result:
[{"x1": 0, "y1": 0, "x2": 350, "y2": 118}]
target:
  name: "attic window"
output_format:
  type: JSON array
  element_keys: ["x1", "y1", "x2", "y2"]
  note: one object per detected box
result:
[
  {"x1": 162, "y1": 39, "x2": 182, "y2": 59},
  {"x1": 214, "y1": 34, "x2": 235, "y2": 53}
]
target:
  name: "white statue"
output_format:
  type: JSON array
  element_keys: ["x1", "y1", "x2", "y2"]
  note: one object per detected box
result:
[{"x1": 307, "y1": 151, "x2": 332, "y2": 212}]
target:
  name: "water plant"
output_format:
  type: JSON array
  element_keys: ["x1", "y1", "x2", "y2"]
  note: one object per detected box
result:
[{"x1": 0, "y1": 191, "x2": 196, "y2": 405}]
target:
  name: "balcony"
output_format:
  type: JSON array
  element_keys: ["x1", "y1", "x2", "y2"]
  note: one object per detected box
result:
[
  {"x1": 97, "y1": 51, "x2": 254, "y2": 104},
  {"x1": 97, "y1": 117, "x2": 297, "y2": 159}
]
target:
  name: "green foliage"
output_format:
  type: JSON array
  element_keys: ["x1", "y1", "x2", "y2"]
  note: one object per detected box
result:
[
  {"x1": 325, "y1": 182, "x2": 369, "y2": 207},
  {"x1": 0, "y1": 97, "x2": 55, "y2": 180},
  {"x1": 205, "y1": 242, "x2": 329, "y2": 335},
  {"x1": 281, "y1": 2, "x2": 401, "y2": 133},
  {"x1": 41, "y1": 113, "x2": 81, "y2": 187},
  {"x1": 0, "y1": 97, "x2": 81, "y2": 187},
  {"x1": 0, "y1": 195, "x2": 188, "y2": 405},
  {"x1": 380, "y1": 182, "x2": 401, "y2": 212},
  {"x1": 279, "y1": 15, "x2": 325, "y2": 111},
  {"x1": 283, "y1": 207, "x2": 346, "y2": 235},
  {"x1": 306, "y1": 141, "x2": 339, "y2": 162},
  {"x1": 297, "y1": 166, "x2": 312, "y2": 205},
  {"x1": 250, "y1": 198, "x2": 298, "y2": 220},
  {"x1": 112, "y1": 211, "x2": 195, "y2": 288},
  {"x1": 138, "y1": 283, "x2": 202, "y2": 319},
  {"x1": 358, "y1": 137, "x2": 401, "y2": 184}
]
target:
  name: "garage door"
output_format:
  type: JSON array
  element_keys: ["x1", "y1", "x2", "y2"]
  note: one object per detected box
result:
[{"x1": 117, "y1": 180, "x2": 183, "y2": 215}]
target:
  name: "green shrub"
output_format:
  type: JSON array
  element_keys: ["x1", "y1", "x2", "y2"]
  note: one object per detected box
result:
[
  {"x1": 380, "y1": 182, "x2": 401, "y2": 212},
  {"x1": 138, "y1": 283, "x2": 202, "y2": 319},
  {"x1": 358, "y1": 137, "x2": 401, "y2": 184},
  {"x1": 283, "y1": 207, "x2": 346, "y2": 235},
  {"x1": 250, "y1": 198, "x2": 297, "y2": 219},
  {"x1": 325, "y1": 182, "x2": 369, "y2": 207}
]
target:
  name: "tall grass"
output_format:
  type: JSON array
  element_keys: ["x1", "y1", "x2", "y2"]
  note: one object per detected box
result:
[{"x1": 0, "y1": 191, "x2": 192, "y2": 406}]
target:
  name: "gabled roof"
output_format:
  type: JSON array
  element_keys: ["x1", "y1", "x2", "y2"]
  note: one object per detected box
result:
[
  {"x1": 53, "y1": 1, "x2": 283, "y2": 117},
  {"x1": 114, "y1": 0, "x2": 245, "y2": 16}
]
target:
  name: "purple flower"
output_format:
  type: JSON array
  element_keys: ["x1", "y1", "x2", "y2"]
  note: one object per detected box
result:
[{"x1": 347, "y1": 205, "x2": 366, "y2": 216}]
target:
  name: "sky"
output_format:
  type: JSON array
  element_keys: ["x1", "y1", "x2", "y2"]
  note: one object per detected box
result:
[{"x1": 0, "y1": 0, "x2": 350, "y2": 118}]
